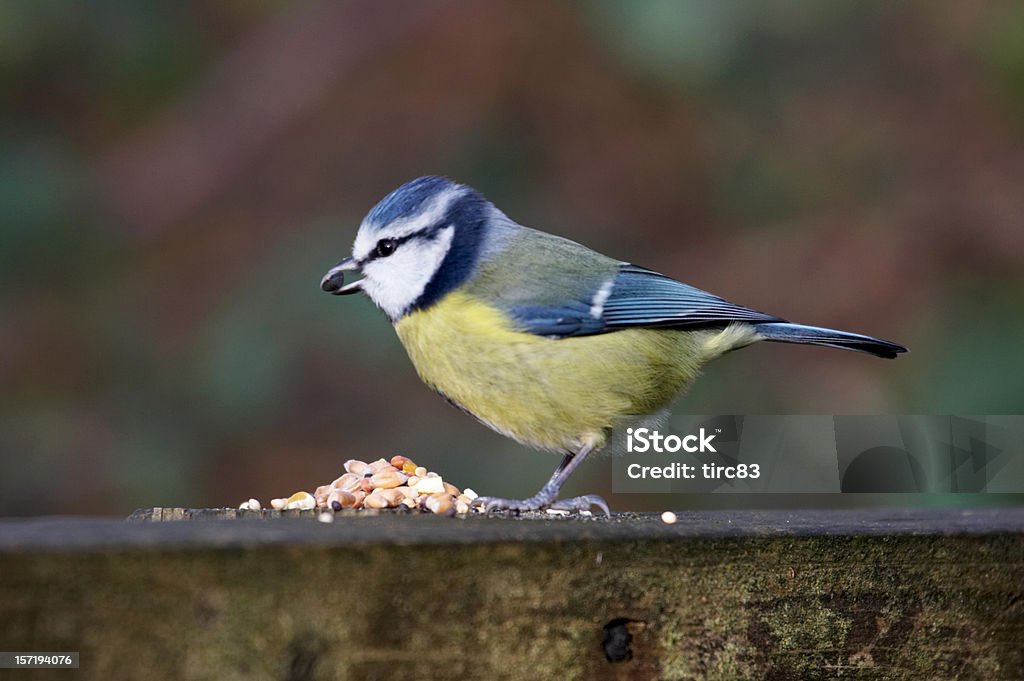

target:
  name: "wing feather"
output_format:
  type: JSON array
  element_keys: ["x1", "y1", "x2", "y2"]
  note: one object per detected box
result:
[{"x1": 506, "y1": 264, "x2": 783, "y2": 338}]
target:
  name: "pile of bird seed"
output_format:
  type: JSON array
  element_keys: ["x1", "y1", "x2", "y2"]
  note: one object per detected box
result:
[{"x1": 239, "y1": 456, "x2": 478, "y2": 515}]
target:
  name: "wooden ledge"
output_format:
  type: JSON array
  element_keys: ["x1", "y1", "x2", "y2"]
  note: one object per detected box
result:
[
  {"x1": 1, "y1": 508, "x2": 1021, "y2": 680},
  {"x1": 1, "y1": 507, "x2": 1021, "y2": 551}
]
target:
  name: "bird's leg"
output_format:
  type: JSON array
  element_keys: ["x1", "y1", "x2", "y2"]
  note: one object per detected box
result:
[{"x1": 474, "y1": 442, "x2": 610, "y2": 516}]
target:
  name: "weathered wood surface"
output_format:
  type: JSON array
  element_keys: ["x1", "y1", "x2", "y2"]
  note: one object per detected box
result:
[{"x1": 1, "y1": 508, "x2": 1022, "y2": 681}]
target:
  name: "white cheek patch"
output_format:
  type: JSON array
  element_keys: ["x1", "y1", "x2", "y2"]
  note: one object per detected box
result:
[{"x1": 361, "y1": 226, "x2": 455, "y2": 320}]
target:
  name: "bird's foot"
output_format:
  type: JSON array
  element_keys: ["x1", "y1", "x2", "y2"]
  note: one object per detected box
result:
[
  {"x1": 550, "y1": 495, "x2": 610, "y2": 517},
  {"x1": 473, "y1": 493, "x2": 610, "y2": 517}
]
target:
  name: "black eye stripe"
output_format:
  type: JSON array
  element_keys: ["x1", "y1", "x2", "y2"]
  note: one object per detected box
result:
[{"x1": 366, "y1": 231, "x2": 428, "y2": 262}]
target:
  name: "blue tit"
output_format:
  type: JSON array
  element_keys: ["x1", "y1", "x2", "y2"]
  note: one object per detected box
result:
[{"x1": 321, "y1": 176, "x2": 907, "y2": 514}]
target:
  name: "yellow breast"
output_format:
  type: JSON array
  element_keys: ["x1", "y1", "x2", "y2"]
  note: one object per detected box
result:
[{"x1": 393, "y1": 291, "x2": 753, "y2": 452}]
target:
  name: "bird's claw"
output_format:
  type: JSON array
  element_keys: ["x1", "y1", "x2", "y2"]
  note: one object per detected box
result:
[
  {"x1": 473, "y1": 493, "x2": 610, "y2": 518},
  {"x1": 550, "y1": 495, "x2": 611, "y2": 517},
  {"x1": 471, "y1": 495, "x2": 540, "y2": 515}
]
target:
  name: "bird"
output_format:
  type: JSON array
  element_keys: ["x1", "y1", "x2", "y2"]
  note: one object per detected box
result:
[{"x1": 321, "y1": 176, "x2": 907, "y2": 515}]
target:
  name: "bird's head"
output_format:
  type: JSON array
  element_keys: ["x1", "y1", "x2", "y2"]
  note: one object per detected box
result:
[{"x1": 320, "y1": 176, "x2": 492, "y2": 320}]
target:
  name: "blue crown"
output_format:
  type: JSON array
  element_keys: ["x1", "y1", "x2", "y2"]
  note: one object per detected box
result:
[{"x1": 364, "y1": 176, "x2": 459, "y2": 229}]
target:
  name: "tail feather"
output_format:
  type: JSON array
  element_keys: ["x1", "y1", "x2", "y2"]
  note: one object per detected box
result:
[{"x1": 753, "y1": 322, "x2": 908, "y2": 359}]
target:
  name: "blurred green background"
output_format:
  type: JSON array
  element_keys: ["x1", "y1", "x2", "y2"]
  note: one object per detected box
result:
[{"x1": 2, "y1": 1, "x2": 1022, "y2": 516}]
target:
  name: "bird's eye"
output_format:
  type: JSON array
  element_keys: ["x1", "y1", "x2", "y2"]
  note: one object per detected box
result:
[{"x1": 374, "y1": 238, "x2": 398, "y2": 258}]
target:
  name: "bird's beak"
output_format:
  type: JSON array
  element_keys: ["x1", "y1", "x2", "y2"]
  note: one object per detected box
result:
[{"x1": 320, "y1": 258, "x2": 363, "y2": 295}]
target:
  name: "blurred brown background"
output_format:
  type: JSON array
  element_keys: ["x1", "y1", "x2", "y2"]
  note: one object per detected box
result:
[{"x1": 2, "y1": 1, "x2": 1022, "y2": 515}]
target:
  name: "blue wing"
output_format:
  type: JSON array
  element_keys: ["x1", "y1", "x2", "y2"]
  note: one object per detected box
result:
[
  {"x1": 508, "y1": 264, "x2": 785, "y2": 338},
  {"x1": 506, "y1": 300, "x2": 606, "y2": 337},
  {"x1": 601, "y1": 265, "x2": 784, "y2": 330}
]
